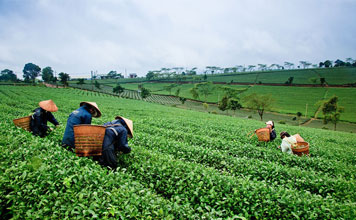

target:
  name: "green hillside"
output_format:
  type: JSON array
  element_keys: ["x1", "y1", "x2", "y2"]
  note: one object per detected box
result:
[
  {"x1": 205, "y1": 67, "x2": 356, "y2": 85},
  {"x1": 79, "y1": 67, "x2": 356, "y2": 85},
  {"x1": 1, "y1": 86, "x2": 356, "y2": 219},
  {"x1": 68, "y1": 67, "x2": 356, "y2": 123}
]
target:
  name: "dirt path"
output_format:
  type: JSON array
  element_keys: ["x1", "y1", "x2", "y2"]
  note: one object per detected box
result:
[
  {"x1": 300, "y1": 88, "x2": 329, "y2": 126},
  {"x1": 43, "y1": 82, "x2": 65, "y2": 88}
]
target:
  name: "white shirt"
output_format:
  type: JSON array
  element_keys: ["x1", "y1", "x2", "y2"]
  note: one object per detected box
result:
[{"x1": 281, "y1": 136, "x2": 297, "y2": 154}]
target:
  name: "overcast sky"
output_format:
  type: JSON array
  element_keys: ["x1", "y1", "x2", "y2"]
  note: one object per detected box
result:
[{"x1": 0, "y1": 0, "x2": 355, "y2": 78}]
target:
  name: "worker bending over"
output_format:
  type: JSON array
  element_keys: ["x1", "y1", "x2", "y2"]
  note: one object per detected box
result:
[
  {"x1": 62, "y1": 102, "x2": 101, "y2": 151},
  {"x1": 30, "y1": 100, "x2": 59, "y2": 137},
  {"x1": 96, "y1": 116, "x2": 133, "y2": 169},
  {"x1": 279, "y1": 131, "x2": 297, "y2": 154}
]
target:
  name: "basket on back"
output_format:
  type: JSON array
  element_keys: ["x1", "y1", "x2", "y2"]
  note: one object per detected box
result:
[
  {"x1": 255, "y1": 128, "x2": 270, "y2": 142},
  {"x1": 13, "y1": 116, "x2": 31, "y2": 132},
  {"x1": 74, "y1": 125, "x2": 106, "y2": 157},
  {"x1": 292, "y1": 142, "x2": 310, "y2": 156}
]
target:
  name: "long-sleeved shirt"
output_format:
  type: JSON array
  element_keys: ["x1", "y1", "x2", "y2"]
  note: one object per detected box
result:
[
  {"x1": 280, "y1": 136, "x2": 297, "y2": 154},
  {"x1": 62, "y1": 105, "x2": 92, "y2": 148},
  {"x1": 30, "y1": 107, "x2": 59, "y2": 137}
]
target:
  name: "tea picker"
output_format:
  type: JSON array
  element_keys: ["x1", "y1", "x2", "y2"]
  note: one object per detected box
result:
[
  {"x1": 62, "y1": 101, "x2": 101, "y2": 151},
  {"x1": 279, "y1": 132, "x2": 310, "y2": 156},
  {"x1": 94, "y1": 116, "x2": 134, "y2": 169},
  {"x1": 248, "y1": 120, "x2": 277, "y2": 142},
  {"x1": 30, "y1": 100, "x2": 60, "y2": 138},
  {"x1": 265, "y1": 121, "x2": 277, "y2": 141}
]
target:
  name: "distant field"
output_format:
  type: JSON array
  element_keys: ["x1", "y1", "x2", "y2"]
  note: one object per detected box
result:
[
  {"x1": 325, "y1": 88, "x2": 356, "y2": 122},
  {"x1": 68, "y1": 67, "x2": 356, "y2": 122},
  {"x1": 207, "y1": 67, "x2": 356, "y2": 85},
  {"x1": 70, "y1": 67, "x2": 356, "y2": 85},
  {"x1": 116, "y1": 83, "x2": 355, "y2": 122},
  {"x1": 241, "y1": 86, "x2": 327, "y2": 118}
]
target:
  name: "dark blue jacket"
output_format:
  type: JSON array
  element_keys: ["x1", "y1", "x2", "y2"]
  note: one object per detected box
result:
[
  {"x1": 62, "y1": 105, "x2": 92, "y2": 148},
  {"x1": 30, "y1": 107, "x2": 59, "y2": 137},
  {"x1": 270, "y1": 129, "x2": 277, "y2": 141}
]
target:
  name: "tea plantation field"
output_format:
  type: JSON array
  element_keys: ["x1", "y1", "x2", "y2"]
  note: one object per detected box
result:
[
  {"x1": 1, "y1": 86, "x2": 356, "y2": 219},
  {"x1": 89, "y1": 81, "x2": 356, "y2": 123}
]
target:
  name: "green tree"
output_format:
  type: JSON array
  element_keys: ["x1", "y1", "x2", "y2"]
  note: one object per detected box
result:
[
  {"x1": 203, "y1": 74, "x2": 207, "y2": 80},
  {"x1": 179, "y1": 97, "x2": 187, "y2": 104},
  {"x1": 175, "y1": 88, "x2": 181, "y2": 97},
  {"x1": 23, "y1": 63, "x2": 41, "y2": 83},
  {"x1": 322, "y1": 96, "x2": 344, "y2": 131},
  {"x1": 243, "y1": 93, "x2": 274, "y2": 121},
  {"x1": 324, "y1": 60, "x2": 332, "y2": 68},
  {"x1": 113, "y1": 84, "x2": 124, "y2": 95},
  {"x1": 228, "y1": 98, "x2": 242, "y2": 113},
  {"x1": 218, "y1": 95, "x2": 229, "y2": 112},
  {"x1": 77, "y1": 78, "x2": 85, "y2": 84},
  {"x1": 189, "y1": 87, "x2": 200, "y2": 100},
  {"x1": 146, "y1": 71, "x2": 155, "y2": 80},
  {"x1": 94, "y1": 80, "x2": 101, "y2": 89},
  {"x1": 285, "y1": 76, "x2": 294, "y2": 85},
  {"x1": 42, "y1": 66, "x2": 54, "y2": 83},
  {"x1": 0, "y1": 69, "x2": 17, "y2": 82},
  {"x1": 140, "y1": 87, "x2": 151, "y2": 99},
  {"x1": 58, "y1": 72, "x2": 70, "y2": 86},
  {"x1": 195, "y1": 82, "x2": 214, "y2": 102},
  {"x1": 320, "y1": 78, "x2": 326, "y2": 86},
  {"x1": 297, "y1": 112, "x2": 303, "y2": 125},
  {"x1": 203, "y1": 103, "x2": 209, "y2": 110}
]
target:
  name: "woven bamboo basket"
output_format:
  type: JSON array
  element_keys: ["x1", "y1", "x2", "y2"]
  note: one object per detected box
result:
[
  {"x1": 13, "y1": 116, "x2": 31, "y2": 132},
  {"x1": 292, "y1": 142, "x2": 310, "y2": 156},
  {"x1": 256, "y1": 128, "x2": 270, "y2": 142},
  {"x1": 74, "y1": 125, "x2": 106, "y2": 157}
]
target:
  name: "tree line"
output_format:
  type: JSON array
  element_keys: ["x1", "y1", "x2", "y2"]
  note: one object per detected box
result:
[
  {"x1": 145, "y1": 58, "x2": 356, "y2": 80},
  {"x1": 0, "y1": 63, "x2": 70, "y2": 86}
]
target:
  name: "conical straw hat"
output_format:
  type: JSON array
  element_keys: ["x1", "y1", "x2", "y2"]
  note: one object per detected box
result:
[
  {"x1": 80, "y1": 102, "x2": 102, "y2": 118},
  {"x1": 39, "y1": 100, "x2": 58, "y2": 112},
  {"x1": 115, "y1": 116, "x2": 133, "y2": 138}
]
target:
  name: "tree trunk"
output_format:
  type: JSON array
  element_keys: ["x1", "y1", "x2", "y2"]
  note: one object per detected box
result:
[{"x1": 258, "y1": 109, "x2": 264, "y2": 121}]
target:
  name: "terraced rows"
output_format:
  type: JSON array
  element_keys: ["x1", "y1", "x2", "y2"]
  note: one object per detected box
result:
[{"x1": 1, "y1": 86, "x2": 355, "y2": 219}]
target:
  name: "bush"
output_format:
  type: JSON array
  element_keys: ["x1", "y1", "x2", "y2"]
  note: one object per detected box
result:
[{"x1": 279, "y1": 120, "x2": 286, "y2": 124}]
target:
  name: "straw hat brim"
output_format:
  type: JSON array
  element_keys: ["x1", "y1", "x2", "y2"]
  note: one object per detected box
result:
[
  {"x1": 80, "y1": 102, "x2": 102, "y2": 118},
  {"x1": 39, "y1": 100, "x2": 58, "y2": 112},
  {"x1": 115, "y1": 116, "x2": 133, "y2": 138}
]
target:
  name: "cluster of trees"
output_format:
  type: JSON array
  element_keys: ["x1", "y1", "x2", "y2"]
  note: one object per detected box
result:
[
  {"x1": 0, "y1": 69, "x2": 17, "y2": 82},
  {"x1": 23, "y1": 63, "x2": 70, "y2": 86},
  {"x1": 319, "y1": 58, "x2": 356, "y2": 68},
  {"x1": 0, "y1": 63, "x2": 71, "y2": 86},
  {"x1": 146, "y1": 67, "x2": 197, "y2": 80}
]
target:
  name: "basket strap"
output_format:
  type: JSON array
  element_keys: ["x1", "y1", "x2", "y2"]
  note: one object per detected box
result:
[
  {"x1": 285, "y1": 138, "x2": 297, "y2": 147},
  {"x1": 105, "y1": 124, "x2": 122, "y2": 127},
  {"x1": 247, "y1": 130, "x2": 256, "y2": 139},
  {"x1": 109, "y1": 127, "x2": 119, "y2": 136}
]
